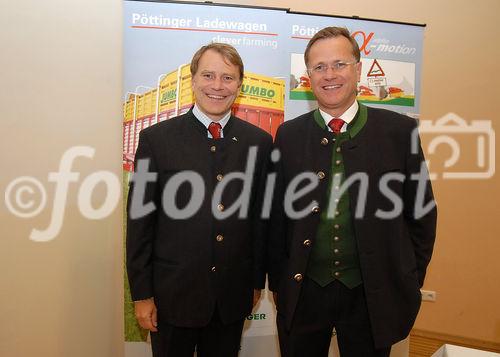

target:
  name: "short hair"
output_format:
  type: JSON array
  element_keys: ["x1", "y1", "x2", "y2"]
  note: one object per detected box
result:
[
  {"x1": 304, "y1": 27, "x2": 361, "y2": 66},
  {"x1": 190, "y1": 43, "x2": 244, "y2": 81}
]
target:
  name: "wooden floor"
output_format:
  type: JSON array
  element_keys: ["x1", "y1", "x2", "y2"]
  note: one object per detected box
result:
[{"x1": 410, "y1": 329, "x2": 500, "y2": 356}]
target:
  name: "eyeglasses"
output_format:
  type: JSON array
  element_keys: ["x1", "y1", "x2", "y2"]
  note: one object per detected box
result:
[{"x1": 307, "y1": 61, "x2": 358, "y2": 75}]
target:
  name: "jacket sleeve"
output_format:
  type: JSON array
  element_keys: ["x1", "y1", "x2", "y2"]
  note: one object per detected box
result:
[
  {"x1": 126, "y1": 130, "x2": 159, "y2": 301},
  {"x1": 403, "y1": 121, "x2": 437, "y2": 287},
  {"x1": 250, "y1": 134, "x2": 274, "y2": 290},
  {"x1": 266, "y1": 127, "x2": 289, "y2": 292}
]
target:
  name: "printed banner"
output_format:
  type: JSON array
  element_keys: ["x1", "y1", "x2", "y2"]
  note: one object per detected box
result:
[
  {"x1": 284, "y1": 13, "x2": 424, "y2": 120},
  {"x1": 123, "y1": 1, "x2": 424, "y2": 356}
]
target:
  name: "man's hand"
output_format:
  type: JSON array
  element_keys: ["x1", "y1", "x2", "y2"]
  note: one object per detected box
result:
[
  {"x1": 134, "y1": 298, "x2": 158, "y2": 332},
  {"x1": 253, "y1": 289, "x2": 262, "y2": 308}
]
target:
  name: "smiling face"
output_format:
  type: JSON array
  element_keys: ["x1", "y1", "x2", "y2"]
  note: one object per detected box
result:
[
  {"x1": 191, "y1": 49, "x2": 242, "y2": 121},
  {"x1": 307, "y1": 36, "x2": 362, "y2": 117}
]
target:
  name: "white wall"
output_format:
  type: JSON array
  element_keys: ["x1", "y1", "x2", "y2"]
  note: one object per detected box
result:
[{"x1": 0, "y1": 1, "x2": 123, "y2": 356}]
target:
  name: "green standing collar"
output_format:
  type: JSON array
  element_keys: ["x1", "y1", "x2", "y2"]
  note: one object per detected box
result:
[{"x1": 313, "y1": 101, "x2": 367, "y2": 139}]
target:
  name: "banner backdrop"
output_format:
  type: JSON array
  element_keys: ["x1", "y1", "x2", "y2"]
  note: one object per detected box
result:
[
  {"x1": 284, "y1": 13, "x2": 424, "y2": 120},
  {"x1": 122, "y1": 1, "x2": 424, "y2": 356}
]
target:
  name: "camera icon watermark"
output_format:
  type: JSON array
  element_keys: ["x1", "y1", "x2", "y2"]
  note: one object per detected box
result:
[{"x1": 413, "y1": 113, "x2": 495, "y2": 180}]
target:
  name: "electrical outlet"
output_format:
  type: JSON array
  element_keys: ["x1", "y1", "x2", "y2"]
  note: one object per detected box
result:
[{"x1": 420, "y1": 289, "x2": 437, "y2": 302}]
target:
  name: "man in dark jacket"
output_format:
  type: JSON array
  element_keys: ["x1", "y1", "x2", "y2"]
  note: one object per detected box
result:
[
  {"x1": 268, "y1": 27, "x2": 437, "y2": 357},
  {"x1": 127, "y1": 43, "x2": 272, "y2": 357}
]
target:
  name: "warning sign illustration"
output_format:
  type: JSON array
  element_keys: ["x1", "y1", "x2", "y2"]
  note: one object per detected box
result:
[
  {"x1": 367, "y1": 59, "x2": 386, "y2": 77},
  {"x1": 358, "y1": 58, "x2": 416, "y2": 107}
]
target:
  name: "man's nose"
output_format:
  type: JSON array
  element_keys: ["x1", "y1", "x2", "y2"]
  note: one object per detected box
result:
[
  {"x1": 323, "y1": 66, "x2": 338, "y2": 79},
  {"x1": 212, "y1": 77, "x2": 224, "y2": 90}
]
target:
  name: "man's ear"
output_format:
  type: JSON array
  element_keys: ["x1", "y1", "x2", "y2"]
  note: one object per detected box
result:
[{"x1": 191, "y1": 75, "x2": 196, "y2": 90}]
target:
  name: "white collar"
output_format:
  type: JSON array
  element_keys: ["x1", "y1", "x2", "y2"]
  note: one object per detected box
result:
[
  {"x1": 193, "y1": 104, "x2": 231, "y2": 138},
  {"x1": 319, "y1": 100, "x2": 359, "y2": 132}
]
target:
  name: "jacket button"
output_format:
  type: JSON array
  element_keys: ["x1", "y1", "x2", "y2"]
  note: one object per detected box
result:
[
  {"x1": 334, "y1": 260, "x2": 341, "y2": 266},
  {"x1": 334, "y1": 224, "x2": 340, "y2": 229},
  {"x1": 216, "y1": 174, "x2": 224, "y2": 181},
  {"x1": 216, "y1": 234, "x2": 224, "y2": 242},
  {"x1": 336, "y1": 147, "x2": 341, "y2": 153},
  {"x1": 333, "y1": 248, "x2": 340, "y2": 254},
  {"x1": 321, "y1": 138, "x2": 329, "y2": 146},
  {"x1": 317, "y1": 171, "x2": 325, "y2": 179},
  {"x1": 334, "y1": 271, "x2": 341, "y2": 277},
  {"x1": 211, "y1": 266, "x2": 216, "y2": 272},
  {"x1": 217, "y1": 203, "x2": 224, "y2": 211},
  {"x1": 210, "y1": 145, "x2": 216, "y2": 152},
  {"x1": 333, "y1": 236, "x2": 340, "y2": 242},
  {"x1": 293, "y1": 273, "x2": 303, "y2": 282},
  {"x1": 303, "y1": 239, "x2": 312, "y2": 247},
  {"x1": 335, "y1": 159, "x2": 342, "y2": 165},
  {"x1": 311, "y1": 205, "x2": 320, "y2": 213}
]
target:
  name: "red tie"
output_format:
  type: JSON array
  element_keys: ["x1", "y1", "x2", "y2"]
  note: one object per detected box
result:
[
  {"x1": 208, "y1": 122, "x2": 222, "y2": 139},
  {"x1": 328, "y1": 118, "x2": 345, "y2": 134}
]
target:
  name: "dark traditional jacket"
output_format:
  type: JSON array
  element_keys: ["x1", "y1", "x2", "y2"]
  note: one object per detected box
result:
[
  {"x1": 267, "y1": 104, "x2": 437, "y2": 348},
  {"x1": 127, "y1": 110, "x2": 272, "y2": 327}
]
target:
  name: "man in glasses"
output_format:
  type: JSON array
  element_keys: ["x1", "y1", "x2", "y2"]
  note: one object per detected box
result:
[
  {"x1": 268, "y1": 27, "x2": 437, "y2": 356},
  {"x1": 127, "y1": 43, "x2": 272, "y2": 357}
]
